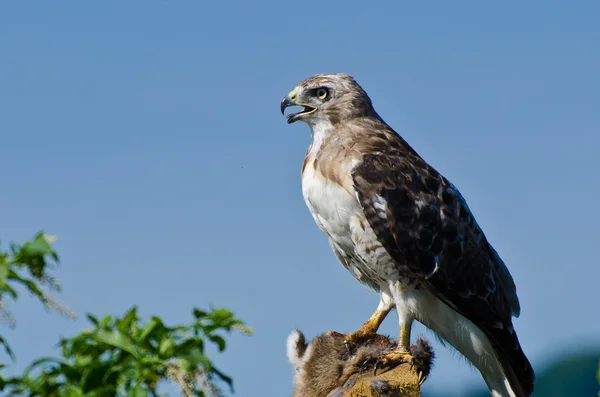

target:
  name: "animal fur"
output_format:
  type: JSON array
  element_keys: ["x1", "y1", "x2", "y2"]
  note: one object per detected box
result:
[{"x1": 287, "y1": 329, "x2": 434, "y2": 397}]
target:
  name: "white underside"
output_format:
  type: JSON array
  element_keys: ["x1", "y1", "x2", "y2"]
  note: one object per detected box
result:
[
  {"x1": 301, "y1": 122, "x2": 517, "y2": 397},
  {"x1": 383, "y1": 282, "x2": 516, "y2": 397}
]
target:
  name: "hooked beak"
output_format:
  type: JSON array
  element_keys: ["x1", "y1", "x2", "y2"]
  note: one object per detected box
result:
[{"x1": 280, "y1": 89, "x2": 316, "y2": 124}]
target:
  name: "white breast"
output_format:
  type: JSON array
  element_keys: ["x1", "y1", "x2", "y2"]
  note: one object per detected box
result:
[
  {"x1": 300, "y1": 120, "x2": 398, "y2": 286},
  {"x1": 301, "y1": 162, "x2": 396, "y2": 286},
  {"x1": 301, "y1": 163, "x2": 358, "y2": 247}
]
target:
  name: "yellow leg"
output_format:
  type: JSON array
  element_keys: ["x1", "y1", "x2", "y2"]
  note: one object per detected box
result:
[
  {"x1": 328, "y1": 291, "x2": 394, "y2": 341},
  {"x1": 328, "y1": 304, "x2": 392, "y2": 344},
  {"x1": 351, "y1": 305, "x2": 392, "y2": 340},
  {"x1": 398, "y1": 320, "x2": 413, "y2": 353}
]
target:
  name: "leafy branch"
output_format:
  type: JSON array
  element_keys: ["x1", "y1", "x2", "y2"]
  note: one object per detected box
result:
[
  {"x1": 3, "y1": 306, "x2": 251, "y2": 397},
  {"x1": 0, "y1": 232, "x2": 252, "y2": 396},
  {"x1": 0, "y1": 232, "x2": 75, "y2": 360}
]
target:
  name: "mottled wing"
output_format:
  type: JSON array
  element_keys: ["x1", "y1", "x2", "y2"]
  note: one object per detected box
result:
[{"x1": 351, "y1": 146, "x2": 534, "y2": 395}]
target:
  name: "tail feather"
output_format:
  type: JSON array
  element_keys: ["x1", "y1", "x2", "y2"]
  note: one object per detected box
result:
[{"x1": 487, "y1": 326, "x2": 535, "y2": 397}]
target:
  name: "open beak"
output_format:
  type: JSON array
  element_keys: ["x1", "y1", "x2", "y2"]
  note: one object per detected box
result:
[{"x1": 280, "y1": 90, "x2": 316, "y2": 124}]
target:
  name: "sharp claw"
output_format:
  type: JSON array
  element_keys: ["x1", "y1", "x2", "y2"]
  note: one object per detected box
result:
[
  {"x1": 359, "y1": 359, "x2": 370, "y2": 373},
  {"x1": 343, "y1": 340, "x2": 351, "y2": 353}
]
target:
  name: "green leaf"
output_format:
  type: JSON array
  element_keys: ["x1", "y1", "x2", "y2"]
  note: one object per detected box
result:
[
  {"x1": 86, "y1": 385, "x2": 118, "y2": 397},
  {"x1": 139, "y1": 316, "x2": 162, "y2": 342},
  {"x1": 86, "y1": 313, "x2": 99, "y2": 326},
  {"x1": 120, "y1": 306, "x2": 138, "y2": 331},
  {"x1": 92, "y1": 330, "x2": 139, "y2": 359},
  {"x1": 209, "y1": 308, "x2": 234, "y2": 325},
  {"x1": 7, "y1": 269, "x2": 47, "y2": 302},
  {"x1": 211, "y1": 366, "x2": 234, "y2": 391},
  {"x1": 100, "y1": 314, "x2": 114, "y2": 329},
  {"x1": 1, "y1": 283, "x2": 18, "y2": 299},
  {"x1": 0, "y1": 336, "x2": 15, "y2": 361},
  {"x1": 174, "y1": 339, "x2": 204, "y2": 357},
  {"x1": 208, "y1": 334, "x2": 227, "y2": 352},
  {"x1": 63, "y1": 384, "x2": 85, "y2": 397},
  {"x1": 74, "y1": 353, "x2": 93, "y2": 367},
  {"x1": 0, "y1": 262, "x2": 9, "y2": 289},
  {"x1": 158, "y1": 338, "x2": 176, "y2": 358},
  {"x1": 192, "y1": 308, "x2": 207, "y2": 319},
  {"x1": 23, "y1": 357, "x2": 63, "y2": 375},
  {"x1": 126, "y1": 384, "x2": 148, "y2": 397},
  {"x1": 186, "y1": 347, "x2": 211, "y2": 370},
  {"x1": 21, "y1": 233, "x2": 58, "y2": 261}
]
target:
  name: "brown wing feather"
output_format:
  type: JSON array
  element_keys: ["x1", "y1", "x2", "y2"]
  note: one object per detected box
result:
[{"x1": 352, "y1": 138, "x2": 534, "y2": 396}]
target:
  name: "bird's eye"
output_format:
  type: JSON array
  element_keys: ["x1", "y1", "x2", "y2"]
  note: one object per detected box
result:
[{"x1": 315, "y1": 88, "x2": 328, "y2": 100}]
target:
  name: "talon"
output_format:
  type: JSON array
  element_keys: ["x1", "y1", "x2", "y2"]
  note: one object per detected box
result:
[
  {"x1": 415, "y1": 369, "x2": 427, "y2": 386},
  {"x1": 343, "y1": 340, "x2": 350, "y2": 353},
  {"x1": 360, "y1": 360, "x2": 368, "y2": 372},
  {"x1": 326, "y1": 330, "x2": 370, "y2": 354},
  {"x1": 360, "y1": 358, "x2": 373, "y2": 374},
  {"x1": 368, "y1": 350, "x2": 415, "y2": 376}
]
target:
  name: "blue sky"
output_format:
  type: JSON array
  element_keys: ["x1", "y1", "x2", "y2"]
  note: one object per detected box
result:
[{"x1": 1, "y1": 1, "x2": 599, "y2": 395}]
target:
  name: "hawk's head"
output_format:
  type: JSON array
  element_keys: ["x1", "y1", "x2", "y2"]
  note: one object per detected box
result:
[{"x1": 280, "y1": 73, "x2": 376, "y2": 126}]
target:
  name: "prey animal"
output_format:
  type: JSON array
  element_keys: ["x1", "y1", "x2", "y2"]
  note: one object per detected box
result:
[
  {"x1": 287, "y1": 329, "x2": 434, "y2": 397},
  {"x1": 280, "y1": 74, "x2": 534, "y2": 397}
]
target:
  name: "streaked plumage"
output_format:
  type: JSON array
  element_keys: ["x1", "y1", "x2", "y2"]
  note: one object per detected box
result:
[{"x1": 281, "y1": 73, "x2": 534, "y2": 397}]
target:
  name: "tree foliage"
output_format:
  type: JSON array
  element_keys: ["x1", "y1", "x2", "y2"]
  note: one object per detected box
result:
[
  {"x1": 0, "y1": 232, "x2": 72, "y2": 361},
  {"x1": 0, "y1": 233, "x2": 251, "y2": 396},
  {"x1": 3, "y1": 306, "x2": 251, "y2": 397}
]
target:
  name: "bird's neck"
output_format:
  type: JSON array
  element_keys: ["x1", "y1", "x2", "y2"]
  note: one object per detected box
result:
[{"x1": 307, "y1": 119, "x2": 335, "y2": 157}]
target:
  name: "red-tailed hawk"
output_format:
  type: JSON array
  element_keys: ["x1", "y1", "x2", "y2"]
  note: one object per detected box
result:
[{"x1": 280, "y1": 73, "x2": 534, "y2": 397}]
